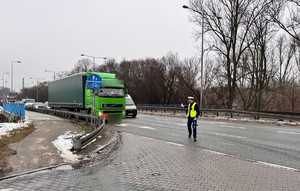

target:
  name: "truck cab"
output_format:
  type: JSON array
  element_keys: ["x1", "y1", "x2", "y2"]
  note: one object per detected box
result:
[{"x1": 85, "y1": 72, "x2": 126, "y2": 123}]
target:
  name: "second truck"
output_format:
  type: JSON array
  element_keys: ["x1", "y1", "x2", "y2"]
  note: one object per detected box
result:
[{"x1": 48, "y1": 72, "x2": 126, "y2": 122}]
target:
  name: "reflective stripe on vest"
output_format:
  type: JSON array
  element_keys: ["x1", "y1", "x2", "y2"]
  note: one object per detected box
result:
[{"x1": 187, "y1": 102, "x2": 197, "y2": 118}]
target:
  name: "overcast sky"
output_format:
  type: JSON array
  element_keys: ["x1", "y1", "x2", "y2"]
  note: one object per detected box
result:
[{"x1": 0, "y1": 0, "x2": 198, "y2": 92}]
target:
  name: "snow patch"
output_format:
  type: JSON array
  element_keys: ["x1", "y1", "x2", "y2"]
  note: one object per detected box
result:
[
  {"x1": 52, "y1": 131, "x2": 80, "y2": 163},
  {"x1": 0, "y1": 120, "x2": 31, "y2": 138}
]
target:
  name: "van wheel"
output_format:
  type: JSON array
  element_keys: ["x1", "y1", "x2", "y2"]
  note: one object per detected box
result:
[{"x1": 132, "y1": 114, "x2": 137, "y2": 118}]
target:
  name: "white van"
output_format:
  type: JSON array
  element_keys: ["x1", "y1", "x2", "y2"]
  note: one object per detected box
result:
[{"x1": 21, "y1": 98, "x2": 35, "y2": 108}]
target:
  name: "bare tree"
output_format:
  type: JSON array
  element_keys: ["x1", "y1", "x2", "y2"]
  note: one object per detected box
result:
[
  {"x1": 69, "y1": 58, "x2": 93, "y2": 75},
  {"x1": 188, "y1": 0, "x2": 276, "y2": 109},
  {"x1": 271, "y1": 0, "x2": 300, "y2": 43},
  {"x1": 177, "y1": 57, "x2": 201, "y2": 103},
  {"x1": 96, "y1": 58, "x2": 119, "y2": 73},
  {"x1": 160, "y1": 52, "x2": 180, "y2": 104}
]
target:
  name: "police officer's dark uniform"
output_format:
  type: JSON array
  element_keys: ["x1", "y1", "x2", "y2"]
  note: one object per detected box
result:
[{"x1": 182, "y1": 96, "x2": 200, "y2": 141}]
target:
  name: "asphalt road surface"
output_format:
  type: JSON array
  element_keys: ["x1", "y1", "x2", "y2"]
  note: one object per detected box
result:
[{"x1": 111, "y1": 114, "x2": 300, "y2": 170}]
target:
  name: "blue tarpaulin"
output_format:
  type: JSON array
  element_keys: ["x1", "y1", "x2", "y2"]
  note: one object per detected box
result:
[{"x1": 3, "y1": 103, "x2": 25, "y2": 119}]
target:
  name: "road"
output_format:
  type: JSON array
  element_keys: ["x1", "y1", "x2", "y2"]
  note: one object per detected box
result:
[
  {"x1": 111, "y1": 114, "x2": 300, "y2": 170},
  {"x1": 1, "y1": 113, "x2": 300, "y2": 190}
]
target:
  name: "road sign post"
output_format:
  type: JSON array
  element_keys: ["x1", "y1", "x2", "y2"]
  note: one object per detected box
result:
[{"x1": 87, "y1": 74, "x2": 102, "y2": 127}]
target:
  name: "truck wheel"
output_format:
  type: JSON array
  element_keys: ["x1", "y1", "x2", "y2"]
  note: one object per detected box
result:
[{"x1": 87, "y1": 108, "x2": 91, "y2": 114}]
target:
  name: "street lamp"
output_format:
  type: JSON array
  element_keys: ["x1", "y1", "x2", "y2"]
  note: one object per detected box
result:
[
  {"x1": 11, "y1": 60, "x2": 21, "y2": 92},
  {"x1": 30, "y1": 77, "x2": 45, "y2": 101},
  {"x1": 45, "y1": 70, "x2": 60, "y2": 81},
  {"x1": 80, "y1": 54, "x2": 107, "y2": 72},
  {"x1": 183, "y1": 5, "x2": 221, "y2": 109},
  {"x1": 2, "y1": 72, "x2": 9, "y2": 89}
]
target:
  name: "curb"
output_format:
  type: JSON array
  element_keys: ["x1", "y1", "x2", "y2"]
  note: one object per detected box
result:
[{"x1": 0, "y1": 163, "x2": 68, "y2": 181}]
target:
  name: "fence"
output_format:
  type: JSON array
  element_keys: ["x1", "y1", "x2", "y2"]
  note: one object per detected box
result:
[{"x1": 3, "y1": 103, "x2": 25, "y2": 119}]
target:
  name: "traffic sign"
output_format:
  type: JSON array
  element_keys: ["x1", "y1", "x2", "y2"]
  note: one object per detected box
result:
[{"x1": 87, "y1": 74, "x2": 102, "y2": 90}]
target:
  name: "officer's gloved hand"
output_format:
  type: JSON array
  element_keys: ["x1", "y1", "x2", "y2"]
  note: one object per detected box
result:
[{"x1": 180, "y1": 103, "x2": 184, "y2": 108}]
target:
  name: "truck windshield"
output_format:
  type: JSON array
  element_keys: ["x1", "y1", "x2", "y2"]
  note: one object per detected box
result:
[{"x1": 98, "y1": 88, "x2": 125, "y2": 98}]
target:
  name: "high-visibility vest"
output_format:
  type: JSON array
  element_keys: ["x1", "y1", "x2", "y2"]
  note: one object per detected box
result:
[{"x1": 187, "y1": 102, "x2": 197, "y2": 118}]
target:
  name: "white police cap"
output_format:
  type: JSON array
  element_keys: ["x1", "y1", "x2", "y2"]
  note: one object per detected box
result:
[{"x1": 188, "y1": 96, "x2": 194, "y2": 100}]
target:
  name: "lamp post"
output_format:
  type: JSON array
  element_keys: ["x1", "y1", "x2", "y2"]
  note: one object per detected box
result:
[
  {"x1": 30, "y1": 77, "x2": 45, "y2": 101},
  {"x1": 11, "y1": 60, "x2": 21, "y2": 92},
  {"x1": 2, "y1": 72, "x2": 9, "y2": 90},
  {"x1": 80, "y1": 54, "x2": 107, "y2": 72},
  {"x1": 45, "y1": 70, "x2": 59, "y2": 81},
  {"x1": 183, "y1": 5, "x2": 221, "y2": 109}
]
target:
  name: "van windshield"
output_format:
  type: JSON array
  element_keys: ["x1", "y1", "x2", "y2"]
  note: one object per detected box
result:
[
  {"x1": 126, "y1": 97, "x2": 135, "y2": 105},
  {"x1": 98, "y1": 88, "x2": 125, "y2": 98}
]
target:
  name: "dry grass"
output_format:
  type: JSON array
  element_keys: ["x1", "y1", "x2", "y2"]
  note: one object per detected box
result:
[{"x1": 0, "y1": 124, "x2": 36, "y2": 177}]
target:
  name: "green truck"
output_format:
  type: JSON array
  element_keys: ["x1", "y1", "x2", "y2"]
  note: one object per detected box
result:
[{"x1": 48, "y1": 72, "x2": 126, "y2": 121}]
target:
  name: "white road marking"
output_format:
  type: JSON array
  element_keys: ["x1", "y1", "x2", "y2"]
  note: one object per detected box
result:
[
  {"x1": 166, "y1": 142, "x2": 184, "y2": 147},
  {"x1": 256, "y1": 161, "x2": 298, "y2": 171},
  {"x1": 138, "y1": 126, "x2": 156, "y2": 130},
  {"x1": 203, "y1": 149, "x2": 226, "y2": 155},
  {"x1": 277, "y1": 131, "x2": 300, "y2": 135},
  {"x1": 220, "y1": 125, "x2": 247, "y2": 130},
  {"x1": 118, "y1": 122, "x2": 156, "y2": 130},
  {"x1": 202, "y1": 121, "x2": 228, "y2": 124},
  {"x1": 141, "y1": 137, "x2": 154, "y2": 140},
  {"x1": 211, "y1": 133, "x2": 246, "y2": 139},
  {"x1": 115, "y1": 123, "x2": 128, "y2": 127},
  {"x1": 127, "y1": 120, "x2": 185, "y2": 130}
]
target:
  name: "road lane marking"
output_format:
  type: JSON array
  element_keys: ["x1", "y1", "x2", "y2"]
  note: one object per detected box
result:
[
  {"x1": 138, "y1": 126, "x2": 156, "y2": 130},
  {"x1": 277, "y1": 131, "x2": 300, "y2": 135},
  {"x1": 203, "y1": 149, "x2": 226, "y2": 155},
  {"x1": 126, "y1": 120, "x2": 185, "y2": 130},
  {"x1": 211, "y1": 133, "x2": 246, "y2": 139},
  {"x1": 220, "y1": 125, "x2": 247, "y2": 130},
  {"x1": 115, "y1": 123, "x2": 128, "y2": 127},
  {"x1": 256, "y1": 161, "x2": 299, "y2": 171},
  {"x1": 202, "y1": 121, "x2": 228, "y2": 124},
  {"x1": 118, "y1": 123, "x2": 156, "y2": 130},
  {"x1": 166, "y1": 142, "x2": 184, "y2": 147},
  {"x1": 126, "y1": 121, "x2": 169, "y2": 128}
]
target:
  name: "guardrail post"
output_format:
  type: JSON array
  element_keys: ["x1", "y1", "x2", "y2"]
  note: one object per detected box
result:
[
  {"x1": 231, "y1": 113, "x2": 233, "y2": 118},
  {"x1": 217, "y1": 112, "x2": 219, "y2": 117},
  {"x1": 73, "y1": 137, "x2": 82, "y2": 150}
]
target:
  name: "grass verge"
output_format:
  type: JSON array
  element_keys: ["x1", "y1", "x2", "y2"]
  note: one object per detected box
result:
[{"x1": 0, "y1": 124, "x2": 36, "y2": 177}]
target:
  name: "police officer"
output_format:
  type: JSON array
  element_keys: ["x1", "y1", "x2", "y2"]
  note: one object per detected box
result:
[{"x1": 181, "y1": 96, "x2": 200, "y2": 141}]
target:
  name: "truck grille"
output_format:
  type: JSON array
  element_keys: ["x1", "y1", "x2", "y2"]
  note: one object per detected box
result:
[{"x1": 102, "y1": 104, "x2": 123, "y2": 108}]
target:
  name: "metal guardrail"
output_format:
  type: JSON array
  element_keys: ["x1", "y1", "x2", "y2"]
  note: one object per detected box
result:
[
  {"x1": 137, "y1": 104, "x2": 216, "y2": 109},
  {"x1": 73, "y1": 118, "x2": 105, "y2": 150},
  {"x1": 26, "y1": 107, "x2": 105, "y2": 150},
  {"x1": 137, "y1": 106, "x2": 300, "y2": 122},
  {"x1": 1, "y1": 108, "x2": 22, "y2": 122}
]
